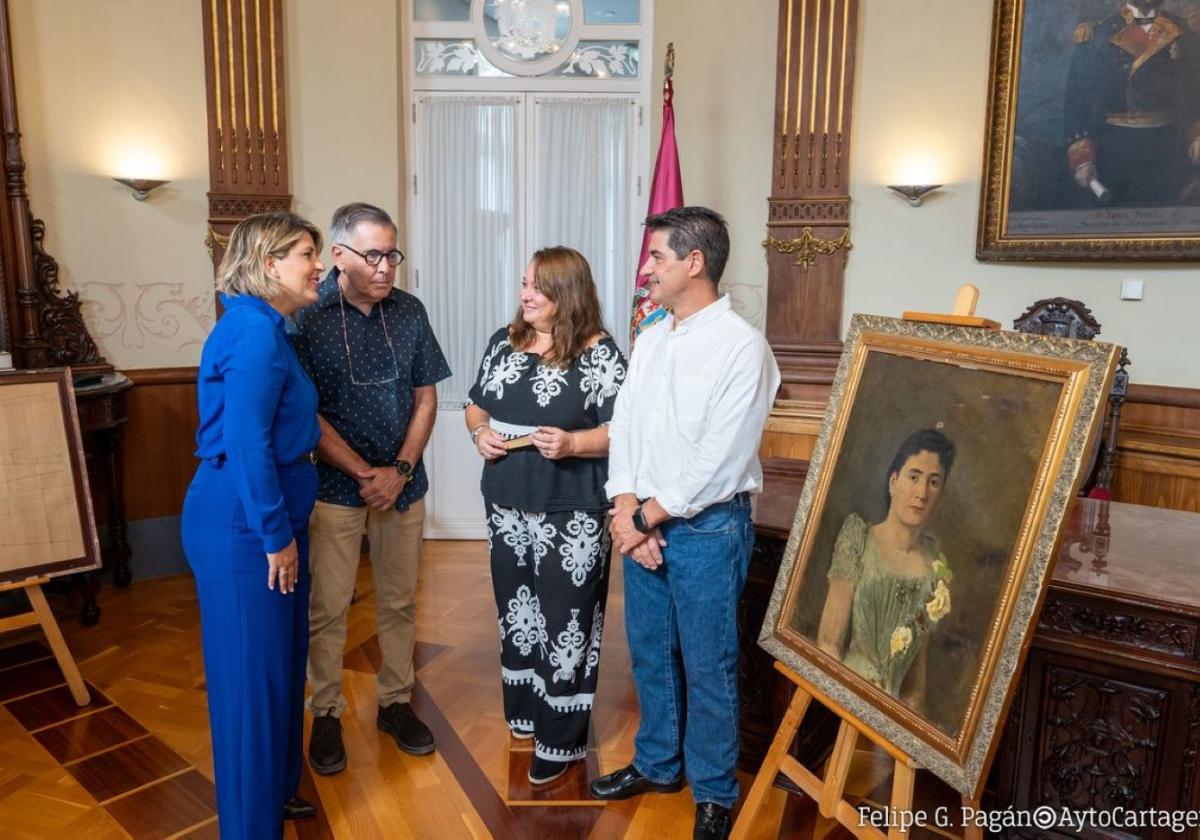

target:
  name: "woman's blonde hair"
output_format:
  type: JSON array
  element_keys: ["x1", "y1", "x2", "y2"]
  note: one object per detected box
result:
[
  {"x1": 509, "y1": 246, "x2": 606, "y2": 367},
  {"x1": 216, "y1": 212, "x2": 323, "y2": 298}
]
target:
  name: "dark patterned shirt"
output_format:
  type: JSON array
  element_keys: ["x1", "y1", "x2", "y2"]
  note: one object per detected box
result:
[
  {"x1": 468, "y1": 327, "x2": 627, "y2": 513},
  {"x1": 292, "y1": 271, "x2": 451, "y2": 510}
]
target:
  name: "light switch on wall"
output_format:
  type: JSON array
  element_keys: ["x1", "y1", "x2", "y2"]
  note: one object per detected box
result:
[{"x1": 1120, "y1": 279, "x2": 1144, "y2": 301}]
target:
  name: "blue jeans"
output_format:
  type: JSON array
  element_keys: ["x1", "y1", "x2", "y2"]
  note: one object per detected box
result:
[{"x1": 623, "y1": 494, "x2": 754, "y2": 808}]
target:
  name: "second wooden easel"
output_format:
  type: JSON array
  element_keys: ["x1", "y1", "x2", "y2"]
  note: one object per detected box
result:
[
  {"x1": 734, "y1": 286, "x2": 998, "y2": 839},
  {"x1": 0, "y1": 576, "x2": 90, "y2": 706}
]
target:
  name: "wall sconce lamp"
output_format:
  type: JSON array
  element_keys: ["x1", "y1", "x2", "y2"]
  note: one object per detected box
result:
[
  {"x1": 113, "y1": 177, "x2": 169, "y2": 201},
  {"x1": 887, "y1": 184, "x2": 941, "y2": 207}
]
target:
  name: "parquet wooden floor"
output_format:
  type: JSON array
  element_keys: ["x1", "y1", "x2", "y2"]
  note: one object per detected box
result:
[{"x1": 0, "y1": 540, "x2": 963, "y2": 839}]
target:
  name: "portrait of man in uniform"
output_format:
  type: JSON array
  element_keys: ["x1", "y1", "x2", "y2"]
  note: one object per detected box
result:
[
  {"x1": 978, "y1": 0, "x2": 1200, "y2": 259},
  {"x1": 1065, "y1": 0, "x2": 1200, "y2": 207}
]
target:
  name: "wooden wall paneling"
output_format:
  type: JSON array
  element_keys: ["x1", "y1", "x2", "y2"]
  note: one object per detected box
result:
[
  {"x1": 120, "y1": 368, "x2": 199, "y2": 522},
  {"x1": 764, "y1": 0, "x2": 859, "y2": 403},
  {"x1": 201, "y1": 0, "x2": 291, "y2": 268},
  {"x1": 1110, "y1": 384, "x2": 1200, "y2": 513}
]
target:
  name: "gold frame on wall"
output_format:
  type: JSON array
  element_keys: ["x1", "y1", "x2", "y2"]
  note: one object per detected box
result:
[
  {"x1": 758, "y1": 315, "x2": 1120, "y2": 798},
  {"x1": 976, "y1": 0, "x2": 1200, "y2": 261}
]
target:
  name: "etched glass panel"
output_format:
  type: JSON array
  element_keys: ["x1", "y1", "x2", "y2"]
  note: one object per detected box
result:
[
  {"x1": 480, "y1": 0, "x2": 574, "y2": 64},
  {"x1": 551, "y1": 41, "x2": 638, "y2": 78},
  {"x1": 415, "y1": 39, "x2": 511, "y2": 77}
]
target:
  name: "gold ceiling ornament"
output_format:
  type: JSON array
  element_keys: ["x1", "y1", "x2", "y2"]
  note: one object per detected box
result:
[
  {"x1": 204, "y1": 226, "x2": 231, "y2": 259},
  {"x1": 763, "y1": 227, "x2": 852, "y2": 270}
]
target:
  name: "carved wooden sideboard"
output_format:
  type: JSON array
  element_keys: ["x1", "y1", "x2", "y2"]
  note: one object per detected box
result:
[
  {"x1": 741, "y1": 470, "x2": 1200, "y2": 838},
  {"x1": 988, "y1": 499, "x2": 1200, "y2": 839}
]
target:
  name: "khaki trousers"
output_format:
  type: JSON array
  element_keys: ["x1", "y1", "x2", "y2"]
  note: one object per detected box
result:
[{"x1": 306, "y1": 498, "x2": 425, "y2": 716}]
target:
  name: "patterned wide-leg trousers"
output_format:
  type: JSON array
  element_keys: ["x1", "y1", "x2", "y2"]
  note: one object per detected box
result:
[{"x1": 486, "y1": 504, "x2": 610, "y2": 763}]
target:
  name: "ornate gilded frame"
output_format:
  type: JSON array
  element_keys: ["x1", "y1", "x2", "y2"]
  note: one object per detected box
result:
[
  {"x1": 976, "y1": 0, "x2": 1200, "y2": 261},
  {"x1": 759, "y1": 315, "x2": 1120, "y2": 798}
]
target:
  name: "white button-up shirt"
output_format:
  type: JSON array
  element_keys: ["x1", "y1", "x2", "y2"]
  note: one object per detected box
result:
[{"x1": 605, "y1": 294, "x2": 781, "y2": 519}]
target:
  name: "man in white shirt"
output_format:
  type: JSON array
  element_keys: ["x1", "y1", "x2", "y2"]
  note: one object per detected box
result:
[{"x1": 590, "y1": 207, "x2": 780, "y2": 840}]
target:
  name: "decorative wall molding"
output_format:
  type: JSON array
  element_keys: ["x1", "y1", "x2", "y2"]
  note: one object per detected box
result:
[
  {"x1": 201, "y1": 0, "x2": 292, "y2": 268},
  {"x1": 763, "y1": 228, "x2": 852, "y2": 271},
  {"x1": 767, "y1": 196, "x2": 849, "y2": 224},
  {"x1": 30, "y1": 218, "x2": 102, "y2": 367},
  {"x1": 764, "y1": 0, "x2": 859, "y2": 402}
]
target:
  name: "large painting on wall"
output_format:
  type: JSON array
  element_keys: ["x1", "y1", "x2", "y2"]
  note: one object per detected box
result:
[
  {"x1": 977, "y1": 0, "x2": 1200, "y2": 260},
  {"x1": 759, "y1": 315, "x2": 1120, "y2": 798}
]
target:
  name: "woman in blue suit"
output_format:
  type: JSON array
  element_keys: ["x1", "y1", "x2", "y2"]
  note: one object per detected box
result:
[{"x1": 183, "y1": 212, "x2": 325, "y2": 838}]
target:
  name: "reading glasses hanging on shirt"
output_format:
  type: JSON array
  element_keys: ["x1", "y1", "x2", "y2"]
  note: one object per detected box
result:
[{"x1": 338, "y1": 291, "x2": 402, "y2": 387}]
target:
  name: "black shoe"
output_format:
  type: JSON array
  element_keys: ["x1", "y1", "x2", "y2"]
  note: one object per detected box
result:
[
  {"x1": 377, "y1": 701, "x2": 436, "y2": 755},
  {"x1": 589, "y1": 763, "x2": 684, "y2": 800},
  {"x1": 528, "y1": 756, "x2": 571, "y2": 785},
  {"x1": 282, "y1": 796, "x2": 317, "y2": 820},
  {"x1": 309, "y1": 710, "x2": 347, "y2": 775},
  {"x1": 693, "y1": 802, "x2": 731, "y2": 840}
]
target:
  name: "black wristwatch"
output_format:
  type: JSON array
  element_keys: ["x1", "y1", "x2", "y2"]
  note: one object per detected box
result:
[
  {"x1": 631, "y1": 503, "x2": 653, "y2": 534},
  {"x1": 394, "y1": 459, "x2": 413, "y2": 477}
]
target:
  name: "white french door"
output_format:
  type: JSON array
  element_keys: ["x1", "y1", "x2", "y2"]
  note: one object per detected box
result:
[{"x1": 411, "y1": 92, "x2": 640, "y2": 538}]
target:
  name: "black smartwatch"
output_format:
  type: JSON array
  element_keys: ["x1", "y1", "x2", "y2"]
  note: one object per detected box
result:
[
  {"x1": 394, "y1": 459, "x2": 413, "y2": 477},
  {"x1": 631, "y1": 503, "x2": 653, "y2": 534}
]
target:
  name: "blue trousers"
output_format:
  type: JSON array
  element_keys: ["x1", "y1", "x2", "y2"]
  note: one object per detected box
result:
[
  {"x1": 623, "y1": 494, "x2": 754, "y2": 809},
  {"x1": 182, "y1": 459, "x2": 318, "y2": 840}
]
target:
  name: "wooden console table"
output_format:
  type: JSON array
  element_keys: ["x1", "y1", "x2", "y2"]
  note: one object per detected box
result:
[
  {"x1": 74, "y1": 372, "x2": 133, "y2": 624},
  {"x1": 741, "y1": 460, "x2": 1200, "y2": 838}
]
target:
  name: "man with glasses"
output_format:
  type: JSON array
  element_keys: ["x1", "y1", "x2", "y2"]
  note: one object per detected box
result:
[{"x1": 292, "y1": 203, "x2": 451, "y2": 775}]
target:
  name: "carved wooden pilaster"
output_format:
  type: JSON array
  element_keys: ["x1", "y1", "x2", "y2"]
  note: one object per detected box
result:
[
  {"x1": 201, "y1": 0, "x2": 291, "y2": 269},
  {"x1": 765, "y1": 0, "x2": 859, "y2": 401},
  {"x1": 0, "y1": 0, "x2": 104, "y2": 370}
]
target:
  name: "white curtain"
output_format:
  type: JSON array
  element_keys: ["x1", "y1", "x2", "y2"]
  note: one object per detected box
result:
[
  {"x1": 417, "y1": 96, "x2": 520, "y2": 406},
  {"x1": 532, "y1": 97, "x2": 635, "y2": 354}
]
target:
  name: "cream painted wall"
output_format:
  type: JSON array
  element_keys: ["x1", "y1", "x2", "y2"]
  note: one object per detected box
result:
[
  {"x1": 849, "y1": 1, "x2": 1200, "y2": 388},
  {"x1": 650, "y1": 0, "x2": 777, "y2": 329},
  {"x1": 11, "y1": 0, "x2": 408, "y2": 371},
  {"x1": 13, "y1": 2, "x2": 1197, "y2": 383},
  {"x1": 285, "y1": 0, "x2": 406, "y2": 280},
  {"x1": 12, "y1": 0, "x2": 214, "y2": 369}
]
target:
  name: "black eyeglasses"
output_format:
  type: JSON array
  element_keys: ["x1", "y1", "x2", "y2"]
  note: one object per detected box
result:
[{"x1": 337, "y1": 243, "x2": 406, "y2": 267}]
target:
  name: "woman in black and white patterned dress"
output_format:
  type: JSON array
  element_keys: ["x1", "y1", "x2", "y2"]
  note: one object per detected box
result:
[{"x1": 465, "y1": 246, "x2": 627, "y2": 785}]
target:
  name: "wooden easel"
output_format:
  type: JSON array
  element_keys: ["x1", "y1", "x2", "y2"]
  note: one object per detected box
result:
[
  {"x1": 901, "y1": 284, "x2": 999, "y2": 330},
  {"x1": 0, "y1": 576, "x2": 90, "y2": 705},
  {"x1": 734, "y1": 287, "x2": 998, "y2": 839},
  {"x1": 731, "y1": 662, "x2": 981, "y2": 840}
]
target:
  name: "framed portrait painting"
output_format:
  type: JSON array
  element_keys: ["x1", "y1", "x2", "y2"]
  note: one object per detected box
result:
[
  {"x1": 977, "y1": 0, "x2": 1200, "y2": 260},
  {"x1": 758, "y1": 315, "x2": 1120, "y2": 798}
]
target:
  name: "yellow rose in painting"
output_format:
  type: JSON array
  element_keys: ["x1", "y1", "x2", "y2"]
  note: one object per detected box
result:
[
  {"x1": 889, "y1": 625, "x2": 913, "y2": 657},
  {"x1": 926, "y1": 579, "x2": 951, "y2": 623}
]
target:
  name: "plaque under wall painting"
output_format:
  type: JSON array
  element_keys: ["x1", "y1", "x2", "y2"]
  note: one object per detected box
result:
[
  {"x1": 977, "y1": 0, "x2": 1200, "y2": 260},
  {"x1": 759, "y1": 315, "x2": 1120, "y2": 798}
]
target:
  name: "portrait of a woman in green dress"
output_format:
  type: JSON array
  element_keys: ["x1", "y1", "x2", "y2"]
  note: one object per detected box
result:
[{"x1": 816, "y1": 429, "x2": 955, "y2": 710}]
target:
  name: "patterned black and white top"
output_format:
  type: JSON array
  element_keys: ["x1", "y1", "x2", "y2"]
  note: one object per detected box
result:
[{"x1": 468, "y1": 327, "x2": 627, "y2": 513}]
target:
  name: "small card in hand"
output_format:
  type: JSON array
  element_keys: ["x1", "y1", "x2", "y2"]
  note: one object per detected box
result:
[{"x1": 504, "y1": 435, "x2": 533, "y2": 450}]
